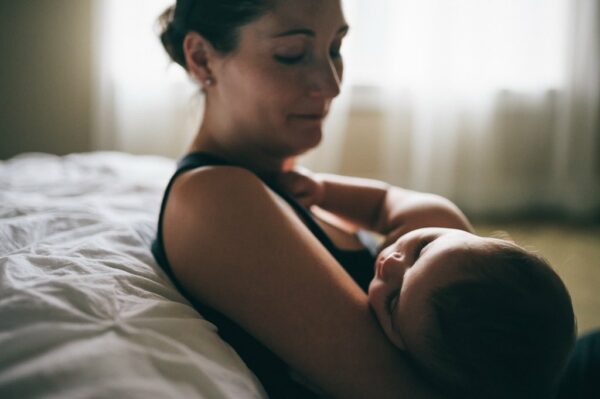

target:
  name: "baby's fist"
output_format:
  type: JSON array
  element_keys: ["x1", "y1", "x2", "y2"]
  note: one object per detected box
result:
[{"x1": 276, "y1": 167, "x2": 324, "y2": 208}]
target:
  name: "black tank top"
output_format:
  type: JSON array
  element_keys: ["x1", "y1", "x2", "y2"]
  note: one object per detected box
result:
[{"x1": 152, "y1": 152, "x2": 377, "y2": 398}]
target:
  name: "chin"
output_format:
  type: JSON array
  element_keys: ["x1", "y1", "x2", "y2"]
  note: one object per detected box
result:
[
  {"x1": 279, "y1": 132, "x2": 322, "y2": 157},
  {"x1": 296, "y1": 126, "x2": 323, "y2": 151},
  {"x1": 283, "y1": 117, "x2": 323, "y2": 149}
]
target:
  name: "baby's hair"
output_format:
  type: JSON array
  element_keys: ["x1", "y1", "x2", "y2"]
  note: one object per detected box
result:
[
  {"x1": 412, "y1": 242, "x2": 576, "y2": 399},
  {"x1": 489, "y1": 229, "x2": 515, "y2": 242}
]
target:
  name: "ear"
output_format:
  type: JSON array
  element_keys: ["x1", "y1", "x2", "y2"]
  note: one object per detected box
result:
[{"x1": 183, "y1": 32, "x2": 217, "y2": 87}]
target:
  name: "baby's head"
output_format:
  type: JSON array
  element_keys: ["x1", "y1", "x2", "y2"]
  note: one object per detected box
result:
[{"x1": 368, "y1": 228, "x2": 576, "y2": 399}]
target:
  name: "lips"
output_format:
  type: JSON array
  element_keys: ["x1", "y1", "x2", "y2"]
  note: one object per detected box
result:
[
  {"x1": 290, "y1": 105, "x2": 328, "y2": 120},
  {"x1": 290, "y1": 114, "x2": 325, "y2": 120}
]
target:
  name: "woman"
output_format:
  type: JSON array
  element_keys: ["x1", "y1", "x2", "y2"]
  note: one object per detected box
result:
[{"x1": 152, "y1": 0, "x2": 474, "y2": 398}]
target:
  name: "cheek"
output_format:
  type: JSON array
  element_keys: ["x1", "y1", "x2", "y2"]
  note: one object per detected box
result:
[
  {"x1": 396, "y1": 290, "x2": 431, "y2": 347},
  {"x1": 262, "y1": 67, "x2": 305, "y2": 103},
  {"x1": 367, "y1": 279, "x2": 385, "y2": 315},
  {"x1": 243, "y1": 67, "x2": 301, "y2": 115},
  {"x1": 369, "y1": 279, "x2": 408, "y2": 348},
  {"x1": 368, "y1": 278, "x2": 395, "y2": 327},
  {"x1": 221, "y1": 69, "x2": 282, "y2": 125}
]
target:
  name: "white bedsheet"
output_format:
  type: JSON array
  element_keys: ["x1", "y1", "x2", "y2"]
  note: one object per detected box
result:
[{"x1": 0, "y1": 152, "x2": 267, "y2": 398}]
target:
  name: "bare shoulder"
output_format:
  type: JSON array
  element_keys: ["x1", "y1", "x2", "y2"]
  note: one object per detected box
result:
[
  {"x1": 162, "y1": 164, "x2": 341, "y2": 304},
  {"x1": 163, "y1": 164, "x2": 296, "y2": 262},
  {"x1": 172, "y1": 164, "x2": 271, "y2": 200},
  {"x1": 165, "y1": 165, "x2": 300, "y2": 241}
]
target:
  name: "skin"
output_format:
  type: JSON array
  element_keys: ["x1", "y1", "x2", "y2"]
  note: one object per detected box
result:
[
  {"x1": 368, "y1": 228, "x2": 504, "y2": 357},
  {"x1": 163, "y1": 0, "x2": 470, "y2": 397}
]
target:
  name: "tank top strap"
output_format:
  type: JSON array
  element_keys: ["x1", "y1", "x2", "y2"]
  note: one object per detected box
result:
[{"x1": 176, "y1": 151, "x2": 232, "y2": 171}]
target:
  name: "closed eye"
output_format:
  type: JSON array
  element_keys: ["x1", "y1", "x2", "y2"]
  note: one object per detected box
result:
[
  {"x1": 274, "y1": 54, "x2": 304, "y2": 65},
  {"x1": 413, "y1": 239, "x2": 432, "y2": 261}
]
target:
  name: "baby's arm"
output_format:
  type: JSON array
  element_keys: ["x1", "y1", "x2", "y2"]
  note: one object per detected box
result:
[
  {"x1": 278, "y1": 167, "x2": 388, "y2": 226},
  {"x1": 278, "y1": 168, "x2": 473, "y2": 248}
]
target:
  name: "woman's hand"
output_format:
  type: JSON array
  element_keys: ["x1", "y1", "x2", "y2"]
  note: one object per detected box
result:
[
  {"x1": 276, "y1": 167, "x2": 325, "y2": 208},
  {"x1": 379, "y1": 189, "x2": 474, "y2": 249}
]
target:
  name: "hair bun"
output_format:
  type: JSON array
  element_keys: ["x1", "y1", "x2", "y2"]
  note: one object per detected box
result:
[
  {"x1": 158, "y1": 5, "x2": 187, "y2": 68},
  {"x1": 157, "y1": 0, "x2": 271, "y2": 69},
  {"x1": 172, "y1": 0, "x2": 194, "y2": 32}
]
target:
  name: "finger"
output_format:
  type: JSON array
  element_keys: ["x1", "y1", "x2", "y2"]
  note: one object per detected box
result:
[{"x1": 296, "y1": 193, "x2": 317, "y2": 208}]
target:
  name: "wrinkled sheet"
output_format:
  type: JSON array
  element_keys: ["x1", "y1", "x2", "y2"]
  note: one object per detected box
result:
[{"x1": 0, "y1": 152, "x2": 266, "y2": 399}]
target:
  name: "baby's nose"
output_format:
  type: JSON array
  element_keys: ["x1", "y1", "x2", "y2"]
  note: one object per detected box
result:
[{"x1": 378, "y1": 252, "x2": 406, "y2": 282}]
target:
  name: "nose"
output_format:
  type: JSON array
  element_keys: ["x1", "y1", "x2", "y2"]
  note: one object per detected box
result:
[
  {"x1": 308, "y1": 58, "x2": 342, "y2": 99},
  {"x1": 377, "y1": 251, "x2": 407, "y2": 282}
]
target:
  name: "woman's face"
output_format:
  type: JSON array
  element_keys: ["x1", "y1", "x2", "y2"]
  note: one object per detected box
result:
[
  {"x1": 368, "y1": 228, "x2": 496, "y2": 353},
  {"x1": 210, "y1": 0, "x2": 347, "y2": 157}
]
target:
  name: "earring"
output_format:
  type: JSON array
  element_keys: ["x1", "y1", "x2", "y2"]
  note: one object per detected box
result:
[{"x1": 204, "y1": 77, "x2": 214, "y2": 86}]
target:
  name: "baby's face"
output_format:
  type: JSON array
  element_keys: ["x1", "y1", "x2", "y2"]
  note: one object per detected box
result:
[{"x1": 368, "y1": 228, "x2": 501, "y2": 354}]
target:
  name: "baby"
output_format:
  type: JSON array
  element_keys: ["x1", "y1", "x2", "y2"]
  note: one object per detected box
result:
[
  {"x1": 277, "y1": 168, "x2": 576, "y2": 399},
  {"x1": 369, "y1": 226, "x2": 575, "y2": 399}
]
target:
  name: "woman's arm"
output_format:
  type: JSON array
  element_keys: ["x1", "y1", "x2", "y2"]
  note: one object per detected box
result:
[
  {"x1": 163, "y1": 166, "x2": 443, "y2": 399},
  {"x1": 278, "y1": 169, "x2": 474, "y2": 248}
]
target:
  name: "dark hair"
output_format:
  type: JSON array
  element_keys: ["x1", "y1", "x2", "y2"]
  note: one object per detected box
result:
[
  {"x1": 413, "y1": 244, "x2": 576, "y2": 399},
  {"x1": 158, "y1": 0, "x2": 273, "y2": 68}
]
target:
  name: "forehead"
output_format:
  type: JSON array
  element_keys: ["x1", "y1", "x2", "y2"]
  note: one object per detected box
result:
[
  {"x1": 397, "y1": 234, "x2": 504, "y2": 307},
  {"x1": 273, "y1": 0, "x2": 323, "y2": 15},
  {"x1": 412, "y1": 234, "x2": 479, "y2": 281},
  {"x1": 398, "y1": 234, "x2": 489, "y2": 322},
  {"x1": 254, "y1": 0, "x2": 346, "y2": 36}
]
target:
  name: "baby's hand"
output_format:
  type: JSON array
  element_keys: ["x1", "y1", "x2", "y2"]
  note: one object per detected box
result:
[{"x1": 276, "y1": 167, "x2": 325, "y2": 208}]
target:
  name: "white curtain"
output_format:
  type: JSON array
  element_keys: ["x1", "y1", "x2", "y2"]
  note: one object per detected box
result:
[
  {"x1": 91, "y1": 0, "x2": 201, "y2": 158},
  {"x1": 92, "y1": 0, "x2": 600, "y2": 218},
  {"x1": 304, "y1": 0, "x2": 599, "y2": 218}
]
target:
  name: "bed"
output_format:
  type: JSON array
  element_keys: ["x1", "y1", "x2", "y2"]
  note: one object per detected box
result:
[{"x1": 0, "y1": 152, "x2": 267, "y2": 398}]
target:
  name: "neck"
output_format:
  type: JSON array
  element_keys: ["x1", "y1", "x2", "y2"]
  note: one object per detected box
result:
[
  {"x1": 189, "y1": 97, "x2": 300, "y2": 177},
  {"x1": 190, "y1": 119, "x2": 297, "y2": 179}
]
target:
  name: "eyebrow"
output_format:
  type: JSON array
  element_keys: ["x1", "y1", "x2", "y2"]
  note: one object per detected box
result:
[{"x1": 272, "y1": 25, "x2": 349, "y2": 38}]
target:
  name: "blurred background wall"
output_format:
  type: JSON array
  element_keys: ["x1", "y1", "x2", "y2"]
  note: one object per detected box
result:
[{"x1": 0, "y1": 0, "x2": 93, "y2": 159}]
